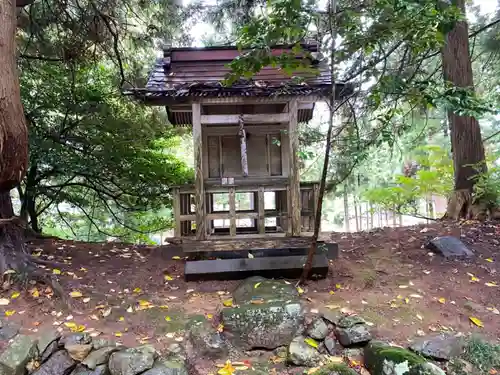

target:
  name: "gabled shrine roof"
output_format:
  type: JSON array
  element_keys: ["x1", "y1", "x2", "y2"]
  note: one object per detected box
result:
[{"x1": 125, "y1": 44, "x2": 353, "y2": 104}]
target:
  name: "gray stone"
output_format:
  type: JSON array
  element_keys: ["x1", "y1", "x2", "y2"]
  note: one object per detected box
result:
[
  {"x1": 413, "y1": 362, "x2": 446, "y2": 375},
  {"x1": 32, "y1": 350, "x2": 77, "y2": 375},
  {"x1": 71, "y1": 364, "x2": 109, "y2": 375},
  {"x1": 41, "y1": 341, "x2": 59, "y2": 362},
  {"x1": 185, "y1": 318, "x2": 228, "y2": 359},
  {"x1": 336, "y1": 315, "x2": 366, "y2": 328},
  {"x1": 36, "y1": 330, "x2": 61, "y2": 356},
  {"x1": 324, "y1": 336, "x2": 337, "y2": 355},
  {"x1": 0, "y1": 322, "x2": 20, "y2": 341},
  {"x1": 82, "y1": 347, "x2": 119, "y2": 369},
  {"x1": 0, "y1": 334, "x2": 38, "y2": 375},
  {"x1": 287, "y1": 336, "x2": 321, "y2": 367},
  {"x1": 221, "y1": 277, "x2": 304, "y2": 350},
  {"x1": 364, "y1": 341, "x2": 426, "y2": 375},
  {"x1": 142, "y1": 358, "x2": 188, "y2": 375},
  {"x1": 59, "y1": 334, "x2": 91, "y2": 347},
  {"x1": 336, "y1": 324, "x2": 371, "y2": 347},
  {"x1": 306, "y1": 318, "x2": 329, "y2": 340},
  {"x1": 108, "y1": 345, "x2": 156, "y2": 375},
  {"x1": 65, "y1": 344, "x2": 93, "y2": 362},
  {"x1": 321, "y1": 309, "x2": 342, "y2": 326},
  {"x1": 425, "y1": 236, "x2": 474, "y2": 259},
  {"x1": 91, "y1": 339, "x2": 120, "y2": 351},
  {"x1": 409, "y1": 333, "x2": 465, "y2": 360}
]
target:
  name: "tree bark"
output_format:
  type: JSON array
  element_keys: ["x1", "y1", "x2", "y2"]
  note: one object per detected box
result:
[
  {"x1": 0, "y1": 0, "x2": 29, "y2": 193},
  {"x1": 442, "y1": 0, "x2": 488, "y2": 220}
]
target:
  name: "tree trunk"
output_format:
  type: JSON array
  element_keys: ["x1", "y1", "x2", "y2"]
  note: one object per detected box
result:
[
  {"x1": 0, "y1": 0, "x2": 29, "y2": 193},
  {"x1": 299, "y1": 0, "x2": 337, "y2": 283},
  {"x1": 343, "y1": 186, "x2": 350, "y2": 232},
  {"x1": 442, "y1": 0, "x2": 488, "y2": 220}
]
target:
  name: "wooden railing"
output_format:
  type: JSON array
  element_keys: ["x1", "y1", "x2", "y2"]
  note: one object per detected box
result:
[{"x1": 172, "y1": 180, "x2": 319, "y2": 238}]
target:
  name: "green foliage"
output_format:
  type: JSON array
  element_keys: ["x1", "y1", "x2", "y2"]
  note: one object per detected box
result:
[
  {"x1": 363, "y1": 145, "x2": 453, "y2": 215},
  {"x1": 20, "y1": 60, "x2": 193, "y2": 240}
]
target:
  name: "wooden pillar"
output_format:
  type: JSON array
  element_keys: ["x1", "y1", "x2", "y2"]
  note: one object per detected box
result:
[
  {"x1": 238, "y1": 115, "x2": 249, "y2": 177},
  {"x1": 288, "y1": 99, "x2": 301, "y2": 236},
  {"x1": 229, "y1": 187, "x2": 236, "y2": 236},
  {"x1": 258, "y1": 187, "x2": 265, "y2": 234},
  {"x1": 173, "y1": 187, "x2": 181, "y2": 238},
  {"x1": 192, "y1": 102, "x2": 206, "y2": 240}
]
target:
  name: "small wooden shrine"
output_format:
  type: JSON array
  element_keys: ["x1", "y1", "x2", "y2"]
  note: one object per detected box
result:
[
  {"x1": 128, "y1": 44, "x2": 350, "y2": 279},
  {"x1": 129, "y1": 44, "x2": 351, "y2": 242}
]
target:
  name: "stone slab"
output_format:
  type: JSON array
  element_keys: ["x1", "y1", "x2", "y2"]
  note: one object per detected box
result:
[
  {"x1": 184, "y1": 254, "x2": 329, "y2": 281},
  {"x1": 425, "y1": 236, "x2": 474, "y2": 259}
]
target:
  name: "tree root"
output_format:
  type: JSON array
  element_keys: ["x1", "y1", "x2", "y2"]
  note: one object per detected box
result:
[
  {"x1": 445, "y1": 189, "x2": 496, "y2": 221},
  {"x1": 1, "y1": 219, "x2": 71, "y2": 310}
]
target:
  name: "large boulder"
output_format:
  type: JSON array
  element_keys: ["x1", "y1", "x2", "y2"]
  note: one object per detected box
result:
[
  {"x1": 287, "y1": 336, "x2": 321, "y2": 367},
  {"x1": 32, "y1": 350, "x2": 77, "y2": 375},
  {"x1": 0, "y1": 334, "x2": 38, "y2": 375},
  {"x1": 364, "y1": 341, "x2": 427, "y2": 375},
  {"x1": 185, "y1": 317, "x2": 228, "y2": 360},
  {"x1": 108, "y1": 345, "x2": 156, "y2": 375},
  {"x1": 409, "y1": 333, "x2": 465, "y2": 360},
  {"x1": 221, "y1": 277, "x2": 305, "y2": 350}
]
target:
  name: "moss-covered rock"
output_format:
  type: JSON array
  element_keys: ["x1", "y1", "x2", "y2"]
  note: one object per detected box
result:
[
  {"x1": 364, "y1": 341, "x2": 426, "y2": 375},
  {"x1": 221, "y1": 277, "x2": 304, "y2": 350},
  {"x1": 315, "y1": 363, "x2": 358, "y2": 375}
]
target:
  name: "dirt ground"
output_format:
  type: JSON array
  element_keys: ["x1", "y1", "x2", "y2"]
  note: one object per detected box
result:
[{"x1": 1, "y1": 221, "x2": 499, "y2": 370}]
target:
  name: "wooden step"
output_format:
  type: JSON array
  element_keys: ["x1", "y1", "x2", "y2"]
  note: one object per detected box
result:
[{"x1": 184, "y1": 254, "x2": 329, "y2": 282}]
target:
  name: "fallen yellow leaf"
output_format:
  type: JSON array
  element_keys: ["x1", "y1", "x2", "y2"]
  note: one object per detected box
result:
[
  {"x1": 52, "y1": 269, "x2": 62, "y2": 275},
  {"x1": 469, "y1": 316, "x2": 484, "y2": 328},
  {"x1": 217, "y1": 360, "x2": 235, "y2": 375},
  {"x1": 5, "y1": 310, "x2": 15, "y2": 316},
  {"x1": 11, "y1": 292, "x2": 20, "y2": 299},
  {"x1": 438, "y1": 297, "x2": 446, "y2": 304},
  {"x1": 222, "y1": 299, "x2": 233, "y2": 307},
  {"x1": 304, "y1": 337, "x2": 319, "y2": 348},
  {"x1": 69, "y1": 291, "x2": 83, "y2": 298}
]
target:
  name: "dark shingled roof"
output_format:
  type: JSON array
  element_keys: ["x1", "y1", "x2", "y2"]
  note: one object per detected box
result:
[{"x1": 125, "y1": 44, "x2": 353, "y2": 103}]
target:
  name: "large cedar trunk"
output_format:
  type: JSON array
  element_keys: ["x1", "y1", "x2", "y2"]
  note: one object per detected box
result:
[{"x1": 441, "y1": 0, "x2": 488, "y2": 220}]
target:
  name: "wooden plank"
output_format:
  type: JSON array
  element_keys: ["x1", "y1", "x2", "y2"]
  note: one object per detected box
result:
[
  {"x1": 229, "y1": 187, "x2": 236, "y2": 236},
  {"x1": 184, "y1": 254, "x2": 329, "y2": 281},
  {"x1": 288, "y1": 99, "x2": 301, "y2": 236},
  {"x1": 192, "y1": 102, "x2": 206, "y2": 240},
  {"x1": 258, "y1": 187, "x2": 265, "y2": 234},
  {"x1": 173, "y1": 188, "x2": 181, "y2": 238},
  {"x1": 207, "y1": 136, "x2": 221, "y2": 178},
  {"x1": 201, "y1": 113, "x2": 289, "y2": 125}
]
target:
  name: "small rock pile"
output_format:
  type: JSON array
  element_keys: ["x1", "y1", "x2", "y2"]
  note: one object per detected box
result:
[{"x1": 0, "y1": 329, "x2": 186, "y2": 375}]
